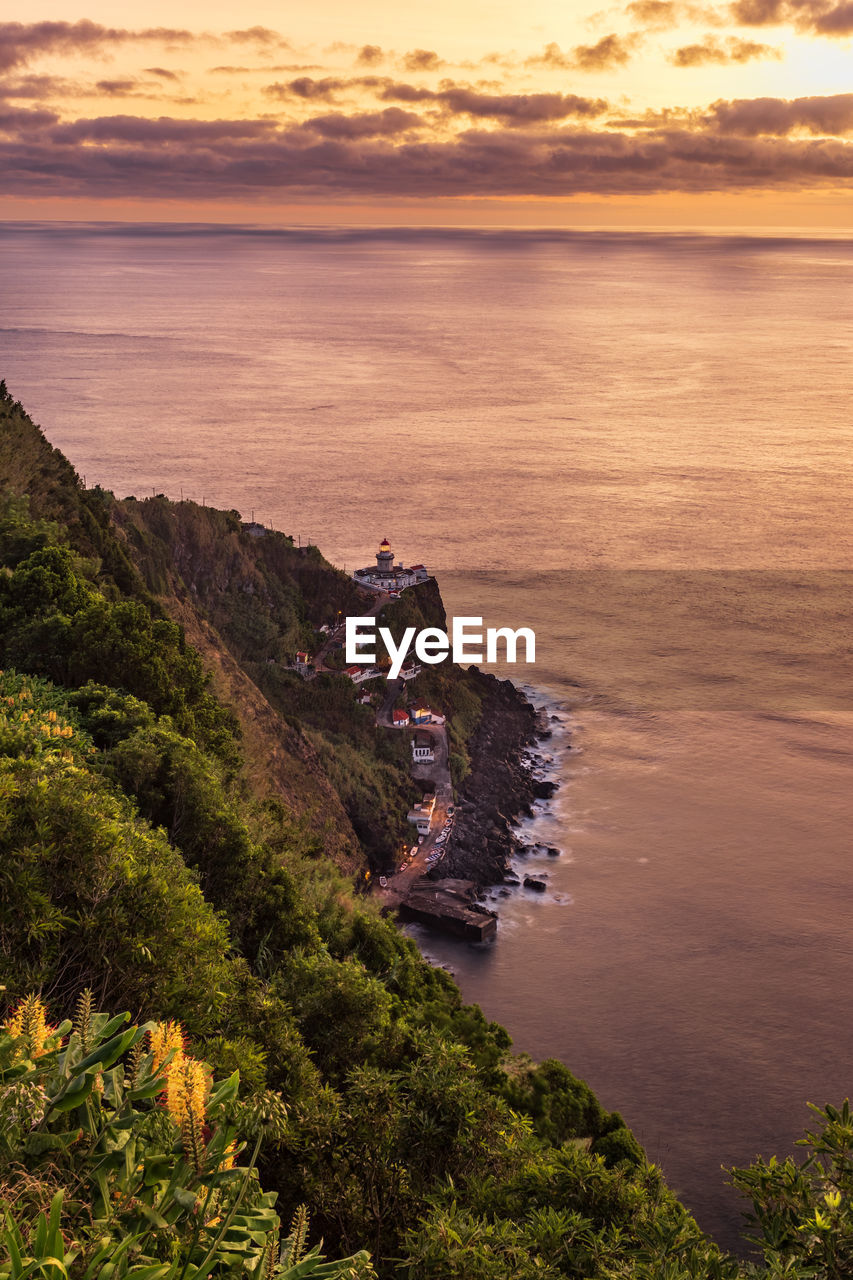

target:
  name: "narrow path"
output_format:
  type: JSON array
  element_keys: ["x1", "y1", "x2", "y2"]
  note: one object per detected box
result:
[
  {"x1": 375, "y1": 719, "x2": 453, "y2": 905},
  {"x1": 308, "y1": 582, "x2": 456, "y2": 908}
]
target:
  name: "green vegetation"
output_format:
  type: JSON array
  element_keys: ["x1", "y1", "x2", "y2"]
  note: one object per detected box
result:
[
  {"x1": 373, "y1": 584, "x2": 487, "y2": 778},
  {"x1": 0, "y1": 992, "x2": 372, "y2": 1280},
  {"x1": 111, "y1": 496, "x2": 432, "y2": 870},
  {"x1": 1, "y1": 384, "x2": 851, "y2": 1279}
]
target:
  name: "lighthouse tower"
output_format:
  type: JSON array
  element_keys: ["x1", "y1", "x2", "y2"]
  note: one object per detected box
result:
[{"x1": 375, "y1": 538, "x2": 395, "y2": 579}]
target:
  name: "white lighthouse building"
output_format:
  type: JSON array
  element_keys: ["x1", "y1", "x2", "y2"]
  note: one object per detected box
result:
[{"x1": 352, "y1": 538, "x2": 429, "y2": 591}]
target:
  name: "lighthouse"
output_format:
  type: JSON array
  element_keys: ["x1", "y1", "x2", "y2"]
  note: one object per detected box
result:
[
  {"x1": 351, "y1": 539, "x2": 428, "y2": 591},
  {"x1": 375, "y1": 538, "x2": 395, "y2": 578}
]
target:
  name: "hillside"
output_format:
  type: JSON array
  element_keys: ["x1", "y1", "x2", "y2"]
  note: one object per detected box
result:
[{"x1": 2, "y1": 383, "x2": 850, "y2": 1280}]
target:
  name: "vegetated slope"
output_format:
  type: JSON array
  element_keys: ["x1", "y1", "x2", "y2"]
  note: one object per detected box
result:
[
  {"x1": 113, "y1": 496, "x2": 372, "y2": 872},
  {"x1": 0, "y1": 381, "x2": 145, "y2": 597},
  {"x1": 4, "y1": 384, "x2": 849, "y2": 1280},
  {"x1": 111, "y1": 497, "x2": 497, "y2": 871}
]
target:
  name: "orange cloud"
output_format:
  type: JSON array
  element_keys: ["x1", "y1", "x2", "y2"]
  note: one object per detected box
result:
[{"x1": 671, "y1": 34, "x2": 784, "y2": 61}]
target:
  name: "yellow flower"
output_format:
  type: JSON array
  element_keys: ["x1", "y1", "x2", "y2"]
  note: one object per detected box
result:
[
  {"x1": 148, "y1": 1019, "x2": 185, "y2": 1076},
  {"x1": 166, "y1": 1054, "x2": 211, "y2": 1174},
  {"x1": 5, "y1": 994, "x2": 57, "y2": 1059},
  {"x1": 166, "y1": 1054, "x2": 210, "y2": 1129}
]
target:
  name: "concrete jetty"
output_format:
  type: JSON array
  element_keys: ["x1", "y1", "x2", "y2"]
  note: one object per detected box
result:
[{"x1": 398, "y1": 878, "x2": 497, "y2": 941}]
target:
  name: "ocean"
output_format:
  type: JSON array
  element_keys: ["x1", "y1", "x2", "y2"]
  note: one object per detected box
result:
[{"x1": 1, "y1": 221, "x2": 851, "y2": 1249}]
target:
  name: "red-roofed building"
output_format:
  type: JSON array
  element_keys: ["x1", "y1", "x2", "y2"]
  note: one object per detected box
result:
[
  {"x1": 345, "y1": 665, "x2": 378, "y2": 684},
  {"x1": 392, "y1": 709, "x2": 410, "y2": 727}
]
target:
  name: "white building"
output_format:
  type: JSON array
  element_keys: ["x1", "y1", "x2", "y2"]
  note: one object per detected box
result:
[
  {"x1": 407, "y1": 793, "x2": 436, "y2": 835},
  {"x1": 352, "y1": 538, "x2": 428, "y2": 592},
  {"x1": 412, "y1": 731, "x2": 435, "y2": 764},
  {"x1": 344, "y1": 665, "x2": 381, "y2": 684}
]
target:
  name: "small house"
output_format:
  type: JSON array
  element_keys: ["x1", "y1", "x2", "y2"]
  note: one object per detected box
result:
[
  {"x1": 406, "y1": 793, "x2": 436, "y2": 835},
  {"x1": 412, "y1": 731, "x2": 434, "y2": 764},
  {"x1": 392, "y1": 709, "x2": 410, "y2": 727},
  {"x1": 409, "y1": 704, "x2": 444, "y2": 725},
  {"x1": 345, "y1": 665, "x2": 376, "y2": 684}
]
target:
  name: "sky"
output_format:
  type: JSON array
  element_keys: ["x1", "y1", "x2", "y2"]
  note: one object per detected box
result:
[{"x1": 1, "y1": 0, "x2": 852, "y2": 225}]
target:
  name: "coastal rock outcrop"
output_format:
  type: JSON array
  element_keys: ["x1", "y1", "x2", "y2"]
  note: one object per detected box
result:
[{"x1": 436, "y1": 671, "x2": 554, "y2": 887}]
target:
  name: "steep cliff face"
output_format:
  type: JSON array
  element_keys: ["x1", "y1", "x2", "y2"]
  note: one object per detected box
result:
[
  {"x1": 439, "y1": 672, "x2": 539, "y2": 885},
  {"x1": 112, "y1": 498, "x2": 368, "y2": 871},
  {"x1": 111, "y1": 497, "x2": 425, "y2": 870}
]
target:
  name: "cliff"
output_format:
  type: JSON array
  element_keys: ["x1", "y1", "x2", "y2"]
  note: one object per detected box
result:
[{"x1": 439, "y1": 671, "x2": 540, "y2": 884}]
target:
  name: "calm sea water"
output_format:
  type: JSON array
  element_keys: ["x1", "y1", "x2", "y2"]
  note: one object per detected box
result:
[{"x1": 2, "y1": 223, "x2": 852, "y2": 1249}]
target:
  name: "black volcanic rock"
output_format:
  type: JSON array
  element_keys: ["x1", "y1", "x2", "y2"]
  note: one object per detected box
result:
[{"x1": 437, "y1": 673, "x2": 558, "y2": 888}]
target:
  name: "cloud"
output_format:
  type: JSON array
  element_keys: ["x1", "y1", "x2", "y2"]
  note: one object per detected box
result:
[
  {"x1": 671, "y1": 34, "x2": 784, "y2": 61},
  {"x1": 4, "y1": 106, "x2": 853, "y2": 203},
  {"x1": 626, "y1": 0, "x2": 725, "y2": 26},
  {"x1": 430, "y1": 87, "x2": 609, "y2": 122},
  {"x1": 402, "y1": 48, "x2": 445, "y2": 71},
  {"x1": 3, "y1": 20, "x2": 853, "y2": 205},
  {"x1": 95, "y1": 79, "x2": 142, "y2": 95},
  {"x1": 706, "y1": 92, "x2": 853, "y2": 132},
  {"x1": 224, "y1": 26, "x2": 286, "y2": 46},
  {"x1": 210, "y1": 63, "x2": 321, "y2": 74},
  {"x1": 264, "y1": 75, "x2": 349, "y2": 101},
  {"x1": 264, "y1": 76, "x2": 609, "y2": 124},
  {"x1": 729, "y1": 0, "x2": 853, "y2": 35},
  {"x1": 0, "y1": 105, "x2": 60, "y2": 133},
  {"x1": 0, "y1": 20, "x2": 193, "y2": 72},
  {"x1": 607, "y1": 105, "x2": 697, "y2": 126},
  {"x1": 525, "y1": 42, "x2": 575, "y2": 68},
  {"x1": 526, "y1": 33, "x2": 642, "y2": 71},
  {"x1": 574, "y1": 32, "x2": 643, "y2": 69},
  {"x1": 626, "y1": 1, "x2": 682, "y2": 27},
  {"x1": 372, "y1": 80, "x2": 434, "y2": 103},
  {"x1": 47, "y1": 114, "x2": 277, "y2": 145},
  {"x1": 356, "y1": 44, "x2": 384, "y2": 66},
  {"x1": 301, "y1": 107, "x2": 423, "y2": 138},
  {"x1": 812, "y1": 1, "x2": 853, "y2": 32},
  {"x1": 1, "y1": 73, "x2": 84, "y2": 99}
]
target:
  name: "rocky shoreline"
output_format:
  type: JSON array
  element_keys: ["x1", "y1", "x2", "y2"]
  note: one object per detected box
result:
[{"x1": 435, "y1": 670, "x2": 559, "y2": 888}]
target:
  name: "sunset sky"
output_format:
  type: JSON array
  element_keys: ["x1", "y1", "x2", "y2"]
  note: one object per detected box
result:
[{"x1": 2, "y1": 0, "x2": 852, "y2": 225}]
